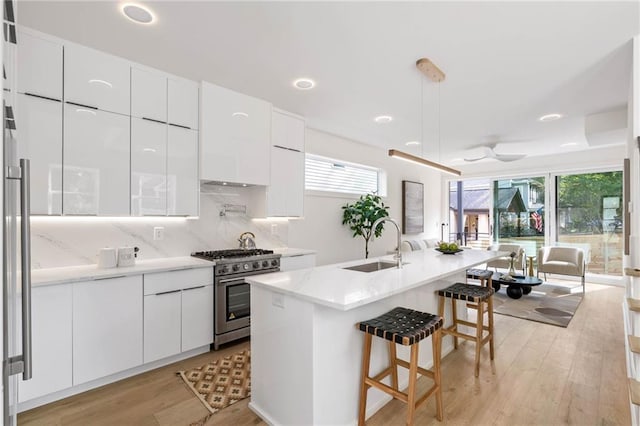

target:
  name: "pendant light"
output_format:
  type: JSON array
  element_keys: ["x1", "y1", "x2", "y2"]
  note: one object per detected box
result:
[{"x1": 389, "y1": 58, "x2": 461, "y2": 176}]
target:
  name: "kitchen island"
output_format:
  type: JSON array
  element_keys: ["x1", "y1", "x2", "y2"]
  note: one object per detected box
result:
[{"x1": 247, "y1": 248, "x2": 503, "y2": 425}]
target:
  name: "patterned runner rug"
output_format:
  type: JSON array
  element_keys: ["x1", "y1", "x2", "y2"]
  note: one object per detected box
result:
[
  {"x1": 178, "y1": 349, "x2": 251, "y2": 424},
  {"x1": 492, "y1": 283, "x2": 583, "y2": 327}
]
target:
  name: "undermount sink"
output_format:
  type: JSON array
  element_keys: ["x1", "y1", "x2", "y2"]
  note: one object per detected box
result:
[{"x1": 343, "y1": 261, "x2": 399, "y2": 273}]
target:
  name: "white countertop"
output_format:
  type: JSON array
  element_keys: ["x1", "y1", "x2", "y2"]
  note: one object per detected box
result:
[
  {"x1": 32, "y1": 257, "x2": 213, "y2": 287},
  {"x1": 247, "y1": 249, "x2": 504, "y2": 311},
  {"x1": 272, "y1": 247, "x2": 317, "y2": 257}
]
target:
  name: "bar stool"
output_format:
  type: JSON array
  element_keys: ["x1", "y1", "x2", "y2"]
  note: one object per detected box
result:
[
  {"x1": 357, "y1": 307, "x2": 443, "y2": 425},
  {"x1": 437, "y1": 283, "x2": 494, "y2": 377},
  {"x1": 466, "y1": 268, "x2": 493, "y2": 288}
]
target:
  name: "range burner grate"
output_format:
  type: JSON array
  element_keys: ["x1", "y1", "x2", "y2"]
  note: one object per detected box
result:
[{"x1": 191, "y1": 249, "x2": 275, "y2": 260}]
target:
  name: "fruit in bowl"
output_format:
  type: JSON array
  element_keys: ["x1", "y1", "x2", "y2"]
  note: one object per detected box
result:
[{"x1": 437, "y1": 242, "x2": 459, "y2": 252}]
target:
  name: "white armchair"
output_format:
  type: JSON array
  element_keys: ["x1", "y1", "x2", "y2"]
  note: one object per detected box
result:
[
  {"x1": 486, "y1": 244, "x2": 526, "y2": 275},
  {"x1": 537, "y1": 246, "x2": 586, "y2": 293}
]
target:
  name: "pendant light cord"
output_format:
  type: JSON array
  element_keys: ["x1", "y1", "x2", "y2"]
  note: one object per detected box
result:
[
  {"x1": 420, "y1": 76, "x2": 424, "y2": 158},
  {"x1": 438, "y1": 82, "x2": 441, "y2": 162}
]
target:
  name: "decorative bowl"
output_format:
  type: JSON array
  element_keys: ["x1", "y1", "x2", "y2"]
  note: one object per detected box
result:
[{"x1": 435, "y1": 248, "x2": 463, "y2": 255}]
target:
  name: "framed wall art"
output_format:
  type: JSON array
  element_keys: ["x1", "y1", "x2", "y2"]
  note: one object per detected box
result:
[{"x1": 402, "y1": 180, "x2": 424, "y2": 234}]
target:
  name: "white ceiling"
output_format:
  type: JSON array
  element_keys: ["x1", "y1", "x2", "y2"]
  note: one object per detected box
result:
[{"x1": 18, "y1": 1, "x2": 640, "y2": 165}]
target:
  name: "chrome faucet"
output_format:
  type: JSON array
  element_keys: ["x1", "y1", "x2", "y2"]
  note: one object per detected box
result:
[{"x1": 371, "y1": 217, "x2": 402, "y2": 268}]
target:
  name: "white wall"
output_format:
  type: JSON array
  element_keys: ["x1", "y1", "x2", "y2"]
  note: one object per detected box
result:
[
  {"x1": 288, "y1": 128, "x2": 443, "y2": 266},
  {"x1": 31, "y1": 128, "x2": 444, "y2": 269}
]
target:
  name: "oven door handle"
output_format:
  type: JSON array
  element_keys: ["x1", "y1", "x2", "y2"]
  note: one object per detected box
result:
[{"x1": 218, "y1": 278, "x2": 247, "y2": 285}]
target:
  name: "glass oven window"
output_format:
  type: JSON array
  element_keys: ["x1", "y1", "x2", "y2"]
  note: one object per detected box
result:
[{"x1": 226, "y1": 283, "x2": 250, "y2": 320}]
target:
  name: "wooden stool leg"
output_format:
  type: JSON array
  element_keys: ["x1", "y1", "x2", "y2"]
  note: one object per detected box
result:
[
  {"x1": 432, "y1": 329, "x2": 443, "y2": 421},
  {"x1": 406, "y1": 343, "x2": 419, "y2": 426},
  {"x1": 474, "y1": 301, "x2": 484, "y2": 377},
  {"x1": 358, "y1": 333, "x2": 373, "y2": 426},
  {"x1": 451, "y1": 297, "x2": 458, "y2": 349},
  {"x1": 388, "y1": 341, "x2": 399, "y2": 391},
  {"x1": 488, "y1": 295, "x2": 495, "y2": 360}
]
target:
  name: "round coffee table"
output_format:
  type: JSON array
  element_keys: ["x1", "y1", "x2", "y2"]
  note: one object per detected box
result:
[{"x1": 491, "y1": 273, "x2": 543, "y2": 299}]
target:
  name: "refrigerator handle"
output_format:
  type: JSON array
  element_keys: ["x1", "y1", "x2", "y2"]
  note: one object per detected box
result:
[{"x1": 19, "y1": 158, "x2": 32, "y2": 380}]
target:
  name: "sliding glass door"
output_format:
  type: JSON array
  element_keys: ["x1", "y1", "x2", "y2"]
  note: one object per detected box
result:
[
  {"x1": 492, "y1": 176, "x2": 545, "y2": 257},
  {"x1": 555, "y1": 171, "x2": 622, "y2": 276}
]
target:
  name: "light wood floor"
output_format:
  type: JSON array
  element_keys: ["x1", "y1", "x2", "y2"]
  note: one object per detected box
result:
[{"x1": 19, "y1": 283, "x2": 630, "y2": 426}]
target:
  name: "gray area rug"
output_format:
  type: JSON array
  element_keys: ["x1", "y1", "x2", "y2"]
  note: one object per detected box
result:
[{"x1": 492, "y1": 283, "x2": 583, "y2": 327}]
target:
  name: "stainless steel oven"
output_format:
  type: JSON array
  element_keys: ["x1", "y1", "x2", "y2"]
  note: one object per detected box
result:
[{"x1": 192, "y1": 249, "x2": 280, "y2": 350}]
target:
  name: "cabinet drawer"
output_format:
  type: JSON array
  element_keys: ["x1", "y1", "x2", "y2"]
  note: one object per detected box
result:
[{"x1": 144, "y1": 267, "x2": 213, "y2": 295}]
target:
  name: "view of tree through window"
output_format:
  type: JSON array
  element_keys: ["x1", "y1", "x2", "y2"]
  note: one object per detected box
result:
[{"x1": 556, "y1": 171, "x2": 622, "y2": 275}]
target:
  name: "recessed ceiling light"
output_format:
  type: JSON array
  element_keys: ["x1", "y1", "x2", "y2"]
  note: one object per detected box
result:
[
  {"x1": 405, "y1": 141, "x2": 421, "y2": 146},
  {"x1": 538, "y1": 113, "x2": 564, "y2": 122},
  {"x1": 121, "y1": 3, "x2": 155, "y2": 24},
  {"x1": 222, "y1": 182, "x2": 228, "y2": 186},
  {"x1": 293, "y1": 78, "x2": 315, "y2": 90},
  {"x1": 374, "y1": 115, "x2": 393, "y2": 124},
  {"x1": 561, "y1": 142, "x2": 578, "y2": 147},
  {"x1": 232, "y1": 112, "x2": 249, "y2": 118}
]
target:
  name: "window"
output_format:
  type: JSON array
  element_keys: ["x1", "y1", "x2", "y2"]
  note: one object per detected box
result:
[{"x1": 305, "y1": 154, "x2": 386, "y2": 196}]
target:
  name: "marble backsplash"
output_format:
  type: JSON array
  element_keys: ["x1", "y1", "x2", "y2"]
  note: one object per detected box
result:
[{"x1": 31, "y1": 184, "x2": 289, "y2": 269}]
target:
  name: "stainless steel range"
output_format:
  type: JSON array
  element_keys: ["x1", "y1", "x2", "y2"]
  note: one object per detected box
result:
[{"x1": 191, "y1": 249, "x2": 281, "y2": 349}]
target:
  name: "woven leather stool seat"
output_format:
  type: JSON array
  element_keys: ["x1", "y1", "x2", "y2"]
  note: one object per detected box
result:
[
  {"x1": 466, "y1": 269, "x2": 493, "y2": 280},
  {"x1": 438, "y1": 283, "x2": 493, "y2": 302},
  {"x1": 358, "y1": 307, "x2": 443, "y2": 346},
  {"x1": 357, "y1": 307, "x2": 443, "y2": 424}
]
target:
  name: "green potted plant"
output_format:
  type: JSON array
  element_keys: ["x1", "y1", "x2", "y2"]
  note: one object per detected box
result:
[{"x1": 342, "y1": 194, "x2": 390, "y2": 259}]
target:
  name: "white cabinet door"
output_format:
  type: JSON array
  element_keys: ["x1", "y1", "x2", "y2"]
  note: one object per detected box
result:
[
  {"x1": 64, "y1": 44, "x2": 130, "y2": 115},
  {"x1": 168, "y1": 78, "x2": 198, "y2": 129},
  {"x1": 143, "y1": 291, "x2": 181, "y2": 363},
  {"x1": 200, "y1": 81, "x2": 271, "y2": 185},
  {"x1": 73, "y1": 276, "x2": 143, "y2": 385},
  {"x1": 63, "y1": 104, "x2": 130, "y2": 215},
  {"x1": 18, "y1": 284, "x2": 72, "y2": 403},
  {"x1": 131, "y1": 118, "x2": 167, "y2": 216},
  {"x1": 181, "y1": 285, "x2": 213, "y2": 352},
  {"x1": 167, "y1": 126, "x2": 198, "y2": 216},
  {"x1": 272, "y1": 110, "x2": 305, "y2": 152},
  {"x1": 131, "y1": 67, "x2": 167, "y2": 122},
  {"x1": 16, "y1": 29, "x2": 62, "y2": 99},
  {"x1": 279, "y1": 254, "x2": 316, "y2": 272},
  {"x1": 15, "y1": 94, "x2": 62, "y2": 215},
  {"x1": 267, "y1": 147, "x2": 304, "y2": 217}
]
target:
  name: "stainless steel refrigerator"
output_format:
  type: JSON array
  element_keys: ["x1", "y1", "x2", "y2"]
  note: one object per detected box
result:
[{"x1": 3, "y1": 0, "x2": 33, "y2": 424}]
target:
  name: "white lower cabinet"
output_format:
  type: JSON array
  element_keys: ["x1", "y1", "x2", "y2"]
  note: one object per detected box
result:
[
  {"x1": 143, "y1": 268, "x2": 213, "y2": 362},
  {"x1": 181, "y1": 285, "x2": 214, "y2": 352},
  {"x1": 18, "y1": 284, "x2": 72, "y2": 403},
  {"x1": 144, "y1": 290, "x2": 181, "y2": 363},
  {"x1": 279, "y1": 254, "x2": 316, "y2": 272},
  {"x1": 72, "y1": 276, "x2": 143, "y2": 385}
]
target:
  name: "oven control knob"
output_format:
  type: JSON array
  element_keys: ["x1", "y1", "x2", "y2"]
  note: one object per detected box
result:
[
  {"x1": 232, "y1": 264, "x2": 240, "y2": 272},
  {"x1": 243, "y1": 263, "x2": 250, "y2": 271},
  {"x1": 253, "y1": 262, "x2": 260, "y2": 269},
  {"x1": 262, "y1": 260, "x2": 269, "y2": 267},
  {"x1": 271, "y1": 259, "x2": 279, "y2": 267},
  {"x1": 220, "y1": 266, "x2": 228, "y2": 274}
]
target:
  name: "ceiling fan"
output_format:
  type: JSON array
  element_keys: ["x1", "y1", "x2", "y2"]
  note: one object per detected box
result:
[{"x1": 463, "y1": 143, "x2": 527, "y2": 163}]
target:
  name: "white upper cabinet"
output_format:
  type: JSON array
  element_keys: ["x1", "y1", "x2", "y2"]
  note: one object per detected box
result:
[
  {"x1": 200, "y1": 81, "x2": 271, "y2": 185},
  {"x1": 15, "y1": 93, "x2": 62, "y2": 215},
  {"x1": 266, "y1": 110, "x2": 305, "y2": 217},
  {"x1": 131, "y1": 67, "x2": 167, "y2": 122},
  {"x1": 168, "y1": 78, "x2": 199, "y2": 129},
  {"x1": 131, "y1": 118, "x2": 167, "y2": 216},
  {"x1": 16, "y1": 29, "x2": 62, "y2": 99},
  {"x1": 167, "y1": 126, "x2": 198, "y2": 216},
  {"x1": 63, "y1": 104, "x2": 130, "y2": 215},
  {"x1": 271, "y1": 109, "x2": 305, "y2": 152},
  {"x1": 64, "y1": 44, "x2": 130, "y2": 115}
]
